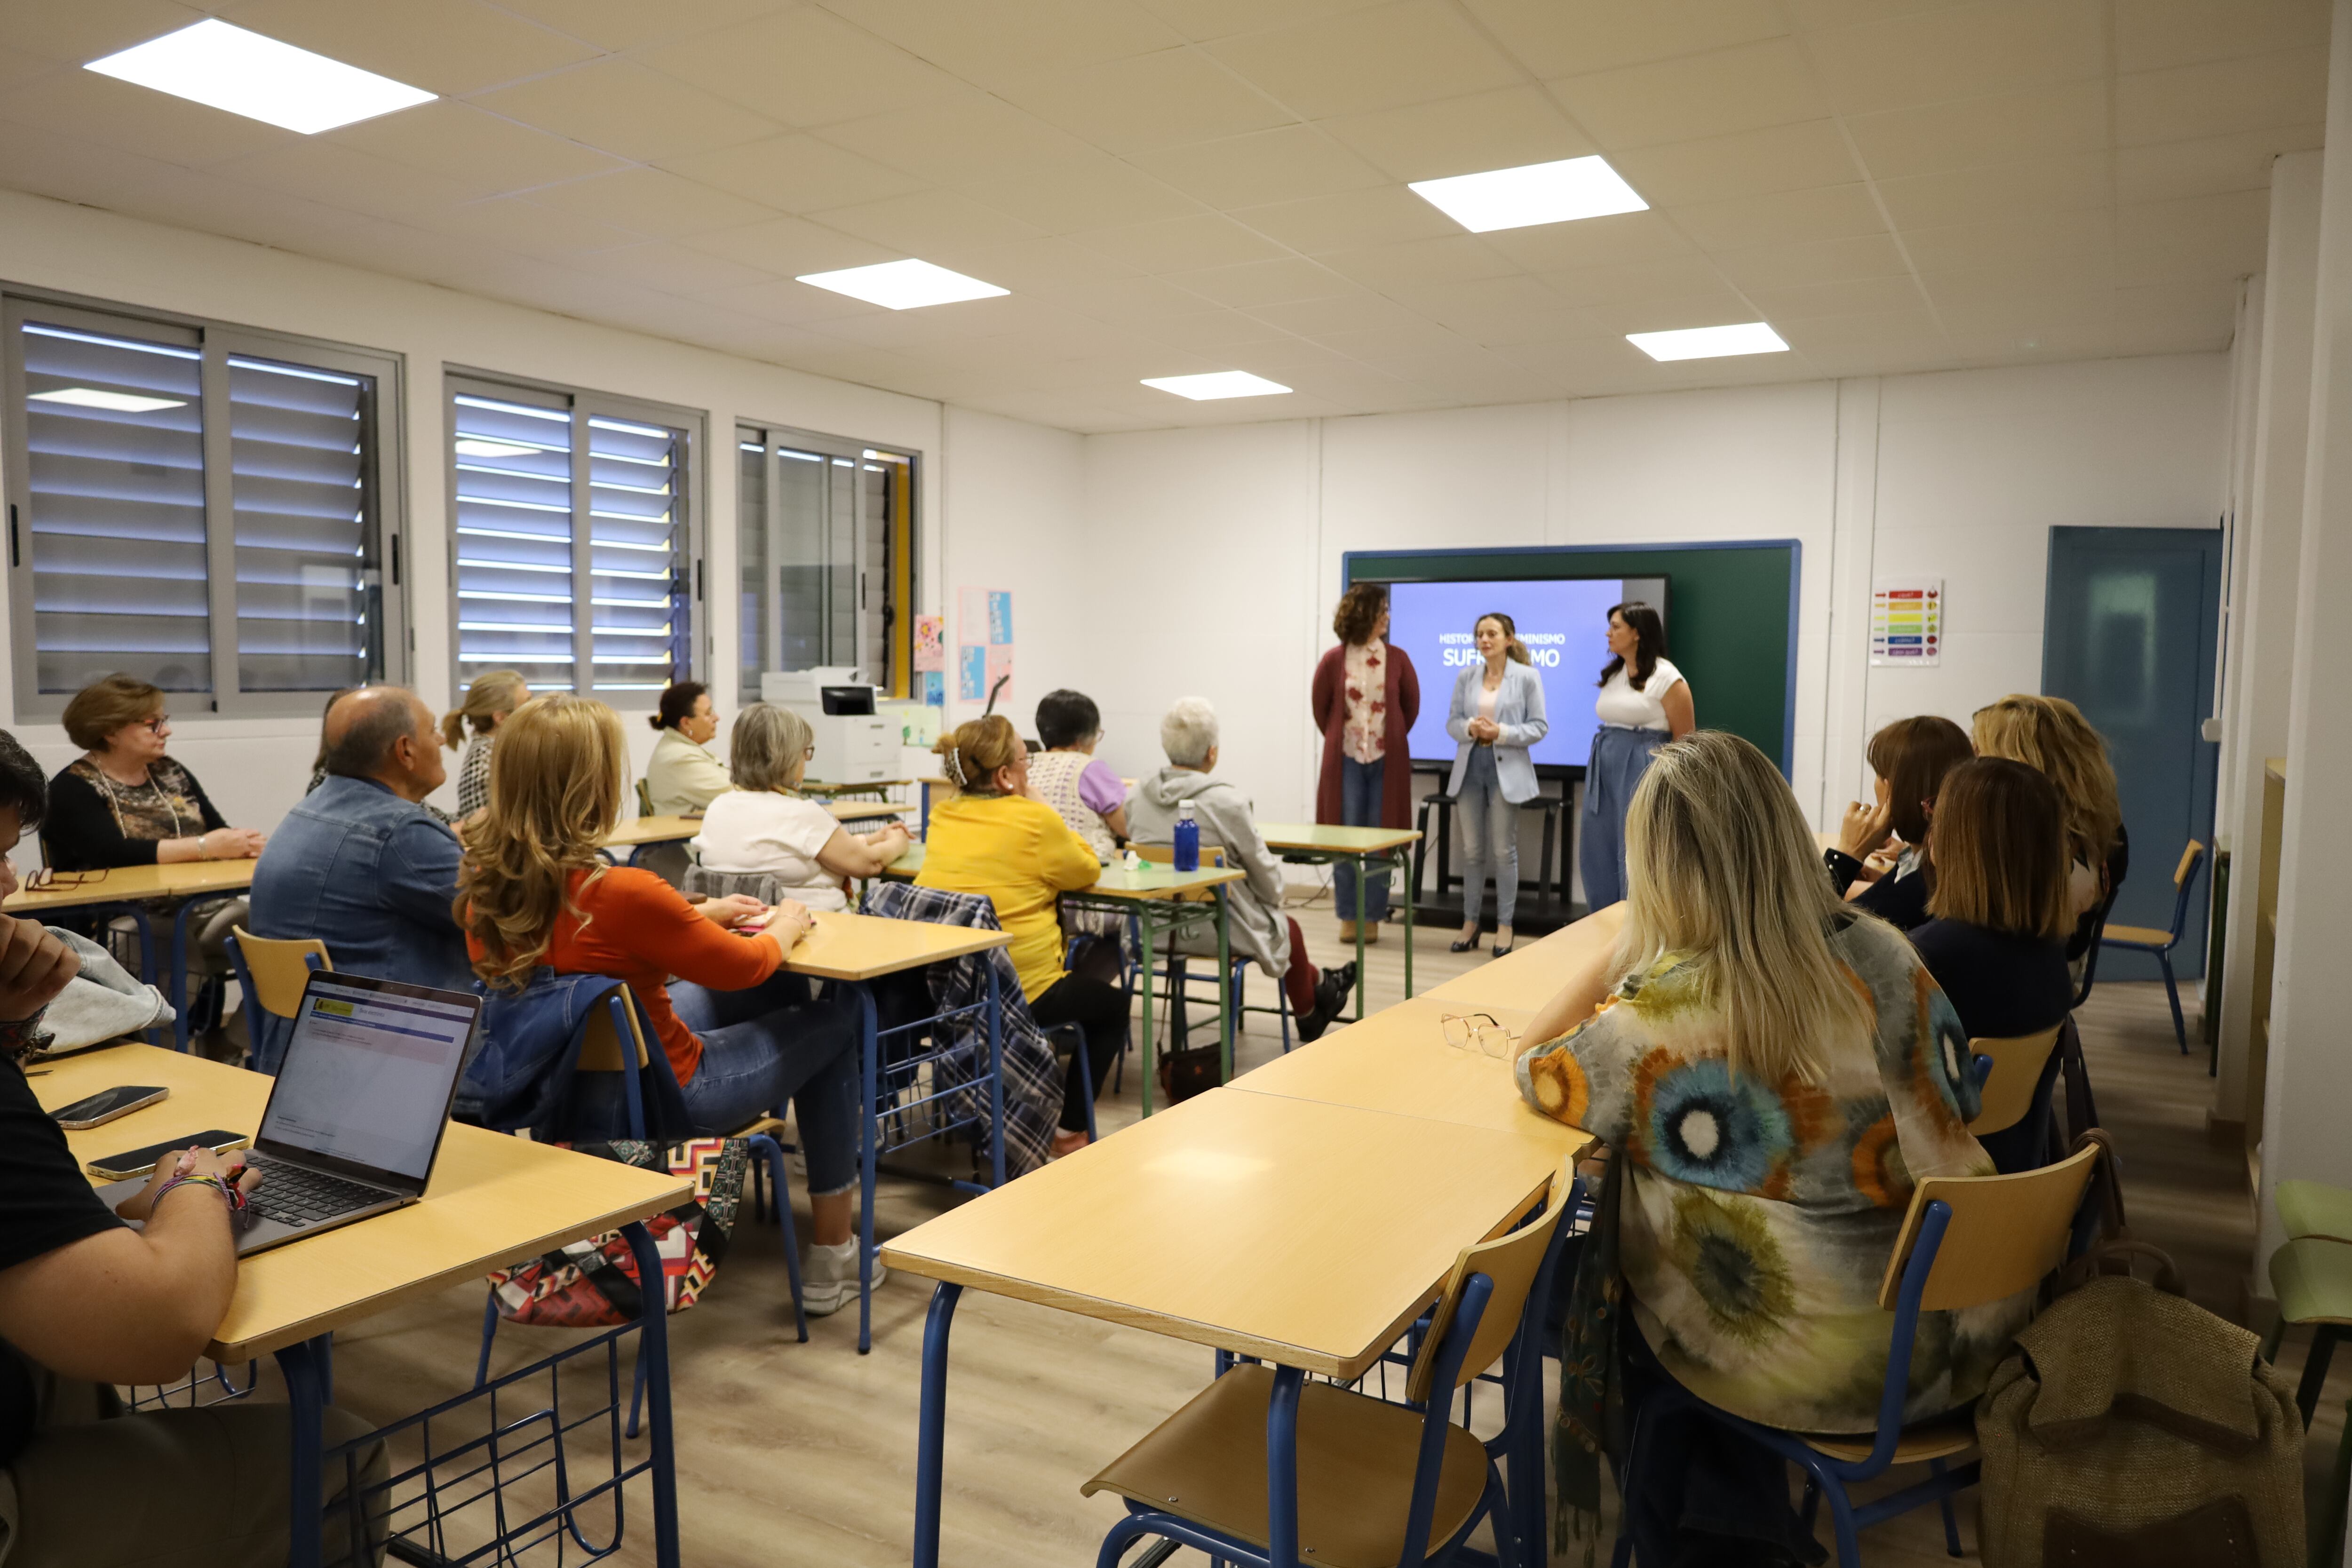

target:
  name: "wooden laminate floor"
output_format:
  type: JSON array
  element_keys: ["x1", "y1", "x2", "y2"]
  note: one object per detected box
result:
[{"x1": 307, "y1": 910, "x2": 2288, "y2": 1567}]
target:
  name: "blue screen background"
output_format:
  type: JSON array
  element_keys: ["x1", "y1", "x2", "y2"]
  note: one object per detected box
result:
[{"x1": 1382, "y1": 577, "x2": 1635, "y2": 769}]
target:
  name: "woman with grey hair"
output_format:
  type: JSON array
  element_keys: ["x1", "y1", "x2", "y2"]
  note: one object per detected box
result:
[
  {"x1": 692, "y1": 703, "x2": 910, "y2": 911},
  {"x1": 1128, "y1": 697, "x2": 1355, "y2": 1043}
]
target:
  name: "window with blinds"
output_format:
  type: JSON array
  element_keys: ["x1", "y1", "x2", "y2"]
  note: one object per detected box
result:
[
  {"x1": 449, "y1": 377, "x2": 697, "y2": 705},
  {"x1": 3, "y1": 295, "x2": 404, "y2": 716},
  {"x1": 737, "y1": 422, "x2": 913, "y2": 701}
]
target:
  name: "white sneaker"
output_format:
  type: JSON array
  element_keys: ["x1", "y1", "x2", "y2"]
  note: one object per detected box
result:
[{"x1": 801, "y1": 1238, "x2": 884, "y2": 1317}]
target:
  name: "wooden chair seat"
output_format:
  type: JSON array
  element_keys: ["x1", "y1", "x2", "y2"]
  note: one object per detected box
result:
[
  {"x1": 2271, "y1": 1237, "x2": 2352, "y2": 1327},
  {"x1": 2277, "y1": 1181, "x2": 2352, "y2": 1245},
  {"x1": 1081, "y1": 1364, "x2": 1490, "y2": 1568},
  {"x1": 2099, "y1": 922, "x2": 2173, "y2": 948},
  {"x1": 1800, "y1": 1410, "x2": 1978, "y2": 1465}
]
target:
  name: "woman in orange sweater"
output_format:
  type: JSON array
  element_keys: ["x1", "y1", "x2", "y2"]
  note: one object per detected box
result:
[{"x1": 456, "y1": 693, "x2": 869, "y2": 1312}]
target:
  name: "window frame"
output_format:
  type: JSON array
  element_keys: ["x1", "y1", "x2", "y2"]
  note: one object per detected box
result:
[
  {"x1": 735, "y1": 420, "x2": 917, "y2": 700},
  {"x1": 1, "y1": 288, "x2": 410, "y2": 720},
  {"x1": 443, "y1": 368, "x2": 706, "y2": 709}
]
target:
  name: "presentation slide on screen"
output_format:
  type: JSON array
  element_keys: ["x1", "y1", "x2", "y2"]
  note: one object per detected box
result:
[
  {"x1": 263, "y1": 985, "x2": 474, "y2": 1181},
  {"x1": 1382, "y1": 576, "x2": 1667, "y2": 769}
]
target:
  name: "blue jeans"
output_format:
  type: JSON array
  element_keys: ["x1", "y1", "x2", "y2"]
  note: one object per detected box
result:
[
  {"x1": 1333, "y1": 756, "x2": 1391, "y2": 923},
  {"x1": 1454, "y1": 748, "x2": 1518, "y2": 929},
  {"x1": 668, "y1": 972, "x2": 861, "y2": 1197}
]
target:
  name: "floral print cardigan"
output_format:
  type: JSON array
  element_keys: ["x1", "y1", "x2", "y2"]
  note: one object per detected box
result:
[{"x1": 1515, "y1": 912, "x2": 2027, "y2": 1433}]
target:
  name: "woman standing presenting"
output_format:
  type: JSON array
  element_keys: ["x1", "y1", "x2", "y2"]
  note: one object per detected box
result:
[
  {"x1": 1446, "y1": 613, "x2": 1547, "y2": 956},
  {"x1": 1311, "y1": 584, "x2": 1420, "y2": 942},
  {"x1": 1579, "y1": 601, "x2": 1692, "y2": 911}
]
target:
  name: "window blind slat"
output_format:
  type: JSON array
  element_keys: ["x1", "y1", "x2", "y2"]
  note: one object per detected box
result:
[
  {"x1": 587, "y1": 416, "x2": 685, "y2": 695},
  {"x1": 230, "y1": 355, "x2": 373, "y2": 694},
  {"x1": 451, "y1": 390, "x2": 580, "y2": 692}
]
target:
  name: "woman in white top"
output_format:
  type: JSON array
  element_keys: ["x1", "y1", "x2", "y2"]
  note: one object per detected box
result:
[
  {"x1": 644, "y1": 681, "x2": 734, "y2": 816},
  {"x1": 1579, "y1": 600, "x2": 1694, "y2": 910},
  {"x1": 693, "y1": 704, "x2": 909, "y2": 911},
  {"x1": 1445, "y1": 613, "x2": 1549, "y2": 957}
]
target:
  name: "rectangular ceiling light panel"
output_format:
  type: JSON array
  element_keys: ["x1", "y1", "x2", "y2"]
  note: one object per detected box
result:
[
  {"x1": 85, "y1": 20, "x2": 435, "y2": 135},
  {"x1": 1625, "y1": 322, "x2": 1790, "y2": 362},
  {"x1": 1141, "y1": 371, "x2": 1292, "y2": 400},
  {"x1": 1409, "y1": 156, "x2": 1647, "y2": 233},
  {"x1": 795, "y1": 259, "x2": 1009, "y2": 310}
]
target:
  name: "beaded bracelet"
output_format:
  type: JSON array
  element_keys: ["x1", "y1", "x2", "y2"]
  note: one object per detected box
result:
[{"x1": 154, "y1": 1172, "x2": 249, "y2": 1216}]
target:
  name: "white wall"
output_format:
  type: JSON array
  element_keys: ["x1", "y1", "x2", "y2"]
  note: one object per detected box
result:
[{"x1": 0, "y1": 189, "x2": 1083, "y2": 853}]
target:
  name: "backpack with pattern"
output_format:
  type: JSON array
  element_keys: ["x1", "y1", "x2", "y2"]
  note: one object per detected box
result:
[{"x1": 485, "y1": 1137, "x2": 748, "y2": 1327}]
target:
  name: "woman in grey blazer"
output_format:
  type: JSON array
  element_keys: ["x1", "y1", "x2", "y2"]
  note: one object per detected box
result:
[{"x1": 1446, "y1": 612, "x2": 1548, "y2": 956}]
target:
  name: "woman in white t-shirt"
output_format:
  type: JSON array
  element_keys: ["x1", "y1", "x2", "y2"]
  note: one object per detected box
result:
[
  {"x1": 1578, "y1": 601, "x2": 1694, "y2": 910},
  {"x1": 693, "y1": 704, "x2": 910, "y2": 911}
]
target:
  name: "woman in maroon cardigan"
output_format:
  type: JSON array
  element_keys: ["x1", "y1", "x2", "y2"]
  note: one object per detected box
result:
[{"x1": 1311, "y1": 584, "x2": 1420, "y2": 941}]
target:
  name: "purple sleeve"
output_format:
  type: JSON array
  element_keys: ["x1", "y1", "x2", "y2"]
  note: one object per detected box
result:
[{"x1": 1078, "y1": 759, "x2": 1126, "y2": 816}]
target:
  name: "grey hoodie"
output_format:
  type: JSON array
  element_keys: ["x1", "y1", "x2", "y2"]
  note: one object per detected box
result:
[{"x1": 1126, "y1": 767, "x2": 1292, "y2": 979}]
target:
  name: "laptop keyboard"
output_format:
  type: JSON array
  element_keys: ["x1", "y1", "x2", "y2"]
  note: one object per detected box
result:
[{"x1": 243, "y1": 1155, "x2": 389, "y2": 1228}]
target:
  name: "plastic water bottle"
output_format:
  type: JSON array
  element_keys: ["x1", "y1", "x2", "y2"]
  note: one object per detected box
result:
[{"x1": 1173, "y1": 804, "x2": 1200, "y2": 872}]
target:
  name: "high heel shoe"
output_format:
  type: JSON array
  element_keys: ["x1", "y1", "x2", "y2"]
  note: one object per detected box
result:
[
  {"x1": 1449, "y1": 932, "x2": 1483, "y2": 953},
  {"x1": 1491, "y1": 928, "x2": 1516, "y2": 958}
]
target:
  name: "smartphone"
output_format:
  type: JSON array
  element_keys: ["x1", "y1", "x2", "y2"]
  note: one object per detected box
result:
[
  {"x1": 51, "y1": 1084, "x2": 169, "y2": 1130},
  {"x1": 86, "y1": 1129, "x2": 247, "y2": 1181}
]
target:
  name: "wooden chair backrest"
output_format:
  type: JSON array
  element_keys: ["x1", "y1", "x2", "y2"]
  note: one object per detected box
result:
[
  {"x1": 636, "y1": 778, "x2": 656, "y2": 819},
  {"x1": 229, "y1": 926, "x2": 331, "y2": 1021},
  {"x1": 578, "y1": 983, "x2": 652, "y2": 1073},
  {"x1": 2174, "y1": 840, "x2": 2205, "y2": 888},
  {"x1": 1880, "y1": 1141, "x2": 2098, "y2": 1313},
  {"x1": 1130, "y1": 842, "x2": 1228, "y2": 901},
  {"x1": 1966, "y1": 1025, "x2": 2065, "y2": 1136},
  {"x1": 1407, "y1": 1155, "x2": 1580, "y2": 1404}
]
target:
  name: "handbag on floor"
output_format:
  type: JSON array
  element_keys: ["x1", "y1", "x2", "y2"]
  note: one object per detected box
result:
[
  {"x1": 1975, "y1": 1235, "x2": 2304, "y2": 1567},
  {"x1": 485, "y1": 1137, "x2": 748, "y2": 1328}
]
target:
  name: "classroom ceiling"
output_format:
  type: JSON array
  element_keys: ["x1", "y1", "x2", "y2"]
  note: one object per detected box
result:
[{"x1": 0, "y1": 0, "x2": 2327, "y2": 433}]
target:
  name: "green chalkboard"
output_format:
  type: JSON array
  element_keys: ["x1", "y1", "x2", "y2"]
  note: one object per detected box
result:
[{"x1": 1343, "y1": 541, "x2": 1801, "y2": 775}]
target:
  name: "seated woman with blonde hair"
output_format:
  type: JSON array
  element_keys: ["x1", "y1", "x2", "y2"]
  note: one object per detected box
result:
[
  {"x1": 694, "y1": 703, "x2": 910, "y2": 910},
  {"x1": 1971, "y1": 692, "x2": 2125, "y2": 964},
  {"x1": 456, "y1": 693, "x2": 873, "y2": 1313},
  {"x1": 1516, "y1": 731, "x2": 2006, "y2": 1564}
]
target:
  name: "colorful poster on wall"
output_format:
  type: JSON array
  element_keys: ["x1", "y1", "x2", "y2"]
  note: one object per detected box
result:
[
  {"x1": 957, "y1": 588, "x2": 1015, "y2": 710},
  {"x1": 987, "y1": 591, "x2": 1013, "y2": 646},
  {"x1": 920, "y1": 670, "x2": 943, "y2": 706},
  {"x1": 1870, "y1": 577, "x2": 1943, "y2": 666},
  {"x1": 913, "y1": 614, "x2": 944, "y2": 673},
  {"x1": 957, "y1": 644, "x2": 985, "y2": 703}
]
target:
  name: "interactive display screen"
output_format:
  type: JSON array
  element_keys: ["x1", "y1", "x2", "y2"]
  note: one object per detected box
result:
[{"x1": 1377, "y1": 575, "x2": 1668, "y2": 770}]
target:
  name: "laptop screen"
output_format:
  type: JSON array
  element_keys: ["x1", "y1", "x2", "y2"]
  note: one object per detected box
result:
[{"x1": 261, "y1": 977, "x2": 478, "y2": 1185}]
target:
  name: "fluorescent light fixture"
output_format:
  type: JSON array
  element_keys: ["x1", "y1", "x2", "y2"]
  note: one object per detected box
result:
[
  {"x1": 1625, "y1": 322, "x2": 1790, "y2": 362},
  {"x1": 84, "y1": 20, "x2": 435, "y2": 135},
  {"x1": 795, "y1": 259, "x2": 1008, "y2": 310},
  {"x1": 1141, "y1": 371, "x2": 1292, "y2": 401},
  {"x1": 453, "y1": 438, "x2": 541, "y2": 459},
  {"x1": 1408, "y1": 155, "x2": 1647, "y2": 234},
  {"x1": 27, "y1": 387, "x2": 185, "y2": 413}
]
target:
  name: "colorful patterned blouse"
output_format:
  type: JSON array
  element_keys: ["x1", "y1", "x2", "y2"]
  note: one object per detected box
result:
[
  {"x1": 1516, "y1": 912, "x2": 2024, "y2": 1433},
  {"x1": 1341, "y1": 640, "x2": 1386, "y2": 765}
]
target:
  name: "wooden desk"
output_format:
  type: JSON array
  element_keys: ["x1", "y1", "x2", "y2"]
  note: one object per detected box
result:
[
  {"x1": 799, "y1": 777, "x2": 911, "y2": 800},
  {"x1": 1256, "y1": 822, "x2": 1422, "y2": 1016},
  {"x1": 886, "y1": 1087, "x2": 1587, "y2": 1568},
  {"x1": 38, "y1": 1043, "x2": 689, "y2": 1566},
  {"x1": 826, "y1": 798, "x2": 906, "y2": 824},
  {"x1": 1233, "y1": 995, "x2": 1559, "y2": 1138},
  {"x1": 601, "y1": 815, "x2": 700, "y2": 862},
  {"x1": 1424, "y1": 904, "x2": 1620, "y2": 1012},
  {"x1": 6, "y1": 861, "x2": 261, "y2": 1052}
]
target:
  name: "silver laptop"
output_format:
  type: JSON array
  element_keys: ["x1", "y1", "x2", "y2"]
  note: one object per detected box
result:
[{"x1": 102, "y1": 972, "x2": 481, "y2": 1256}]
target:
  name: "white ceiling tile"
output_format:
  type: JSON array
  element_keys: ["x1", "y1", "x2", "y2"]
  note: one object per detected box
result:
[
  {"x1": 0, "y1": 119, "x2": 197, "y2": 213},
  {"x1": 1778, "y1": 0, "x2": 1978, "y2": 31},
  {"x1": 1135, "y1": 0, "x2": 1391, "y2": 43},
  {"x1": 1900, "y1": 208, "x2": 2113, "y2": 274},
  {"x1": 639, "y1": 7, "x2": 967, "y2": 129},
  {"x1": 0, "y1": 45, "x2": 59, "y2": 90},
  {"x1": 1143, "y1": 309, "x2": 1308, "y2": 351},
  {"x1": 1710, "y1": 232, "x2": 1911, "y2": 291},
  {"x1": 1607, "y1": 120, "x2": 1862, "y2": 206},
  {"x1": 1038, "y1": 275, "x2": 1212, "y2": 320},
  {"x1": 1129, "y1": 124, "x2": 1389, "y2": 208},
  {"x1": 1668, "y1": 182, "x2": 1888, "y2": 249},
  {"x1": 1157, "y1": 256, "x2": 1356, "y2": 308},
  {"x1": 1875, "y1": 152, "x2": 2110, "y2": 231},
  {"x1": 812, "y1": 0, "x2": 1183, "y2": 86},
  {"x1": 210, "y1": 139, "x2": 484, "y2": 222},
  {"x1": 1229, "y1": 185, "x2": 1460, "y2": 253},
  {"x1": 657, "y1": 134, "x2": 929, "y2": 214},
  {"x1": 525, "y1": 168, "x2": 778, "y2": 239},
  {"x1": 1318, "y1": 86, "x2": 1596, "y2": 183},
  {"x1": 0, "y1": 0, "x2": 206, "y2": 66},
  {"x1": 1475, "y1": 210, "x2": 1698, "y2": 271},
  {"x1": 698, "y1": 275, "x2": 890, "y2": 326},
  {"x1": 2116, "y1": 48, "x2": 2331, "y2": 147},
  {"x1": 1585, "y1": 289, "x2": 1767, "y2": 335},
  {"x1": 1462, "y1": 0, "x2": 1788, "y2": 77},
  {"x1": 1315, "y1": 319, "x2": 1482, "y2": 359},
  {"x1": 2115, "y1": 0, "x2": 2330, "y2": 74},
  {"x1": 1804, "y1": 0, "x2": 2108, "y2": 119},
  {"x1": 470, "y1": 60, "x2": 783, "y2": 164},
  {"x1": 418, "y1": 193, "x2": 649, "y2": 259},
  {"x1": 920, "y1": 236, "x2": 1144, "y2": 292},
  {"x1": 678, "y1": 214, "x2": 899, "y2": 275},
  {"x1": 1381, "y1": 274, "x2": 1597, "y2": 345},
  {"x1": 0, "y1": 65, "x2": 295, "y2": 168},
  {"x1": 1539, "y1": 255, "x2": 1737, "y2": 308},
  {"x1": 814, "y1": 96, "x2": 1089, "y2": 185},
  {"x1": 1918, "y1": 258, "x2": 2118, "y2": 313},
  {"x1": 1489, "y1": 334, "x2": 1659, "y2": 385},
  {"x1": 480, "y1": 0, "x2": 790, "y2": 53},
  {"x1": 1207, "y1": 1, "x2": 1522, "y2": 121},
  {"x1": 993, "y1": 47, "x2": 1296, "y2": 154},
  {"x1": 2114, "y1": 189, "x2": 2271, "y2": 287},
  {"x1": 570, "y1": 240, "x2": 781, "y2": 294},
  {"x1": 219, "y1": 0, "x2": 597, "y2": 97},
  {"x1": 1770, "y1": 306, "x2": 1948, "y2": 353},
  {"x1": 1070, "y1": 212, "x2": 1289, "y2": 271},
  {"x1": 809, "y1": 187, "x2": 1046, "y2": 252},
  {"x1": 1317, "y1": 234, "x2": 1519, "y2": 290},
  {"x1": 959, "y1": 151, "x2": 1204, "y2": 233},
  {"x1": 1244, "y1": 290, "x2": 1426, "y2": 335},
  {"x1": 1743, "y1": 272, "x2": 1928, "y2": 320},
  {"x1": 1844, "y1": 80, "x2": 2109, "y2": 179},
  {"x1": 285, "y1": 213, "x2": 496, "y2": 285},
  {"x1": 2114, "y1": 278, "x2": 2241, "y2": 350},
  {"x1": 328, "y1": 100, "x2": 629, "y2": 195},
  {"x1": 1548, "y1": 39, "x2": 1829, "y2": 149},
  {"x1": 2116, "y1": 125, "x2": 2325, "y2": 204}
]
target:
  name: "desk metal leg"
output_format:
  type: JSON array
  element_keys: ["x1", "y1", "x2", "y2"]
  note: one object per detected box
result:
[
  {"x1": 1266, "y1": 1365, "x2": 1305, "y2": 1568},
  {"x1": 276, "y1": 1334, "x2": 331, "y2": 1568},
  {"x1": 1216, "y1": 889, "x2": 1232, "y2": 1085},
  {"x1": 851, "y1": 979, "x2": 881, "y2": 1355},
  {"x1": 913, "y1": 1281, "x2": 964, "y2": 1568},
  {"x1": 170, "y1": 897, "x2": 203, "y2": 1052},
  {"x1": 920, "y1": 781, "x2": 933, "y2": 837},
  {"x1": 1398, "y1": 847, "x2": 1415, "y2": 999},
  {"x1": 1138, "y1": 907, "x2": 1158, "y2": 1118},
  {"x1": 1351, "y1": 851, "x2": 1369, "y2": 1022},
  {"x1": 621, "y1": 1220, "x2": 683, "y2": 1568},
  {"x1": 985, "y1": 962, "x2": 1005, "y2": 1188}
]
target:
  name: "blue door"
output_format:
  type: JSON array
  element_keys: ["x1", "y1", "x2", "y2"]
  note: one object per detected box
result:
[{"x1": 2042, "y1": 525, "x2": 2222, "y2": 979}]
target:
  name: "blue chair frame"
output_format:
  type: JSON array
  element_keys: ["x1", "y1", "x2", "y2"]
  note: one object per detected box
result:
[
  {"x1": 223, "y1": 932, "x2": 322, "y2": 1068},
  {"x1": 2097, "y1": 841, "x2": 2206, "y2": 1053}
]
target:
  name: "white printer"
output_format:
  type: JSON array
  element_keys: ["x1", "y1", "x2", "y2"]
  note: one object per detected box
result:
[{"x1": 759, "y1": 667, "x2": 897, "y2": 785}]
